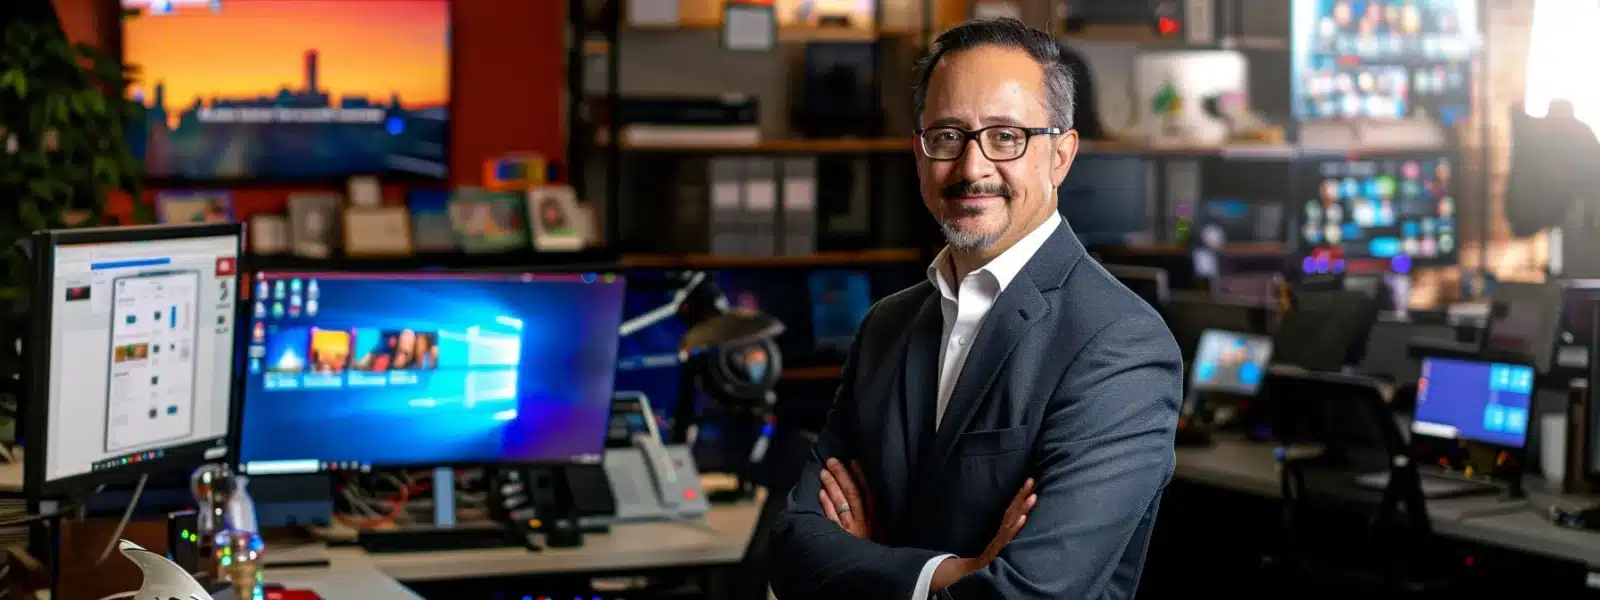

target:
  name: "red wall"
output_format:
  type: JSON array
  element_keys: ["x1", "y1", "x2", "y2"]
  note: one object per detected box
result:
[{"x1": 52, "y1": 0, "x2": 568, "y2": 221}]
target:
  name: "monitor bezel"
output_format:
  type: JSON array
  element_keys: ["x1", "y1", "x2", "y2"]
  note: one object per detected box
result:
[
  {"x1": 1586, "y1": 297, "x2": 1600, "y2": 484},
  {"x1": 234, "y1": 267, "x2": 625, "y2": 475},
  {"x1": 25, "y1": 223, "x2": 248, "y2": 500}
]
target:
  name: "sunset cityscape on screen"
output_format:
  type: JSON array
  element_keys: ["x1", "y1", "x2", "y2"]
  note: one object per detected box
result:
[{"x1": 121, "y1": 0, "x2": 452, "y2": 180}]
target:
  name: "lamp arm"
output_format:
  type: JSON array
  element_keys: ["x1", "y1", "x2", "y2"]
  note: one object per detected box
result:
[{"x1": 618, "y1": 271, "x2": 718, "y2": 337}]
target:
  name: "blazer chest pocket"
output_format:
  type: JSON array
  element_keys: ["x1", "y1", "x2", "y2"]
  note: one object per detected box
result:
[{"x1": 956, "y1": 426, "x2": 1027, "y2": 458}]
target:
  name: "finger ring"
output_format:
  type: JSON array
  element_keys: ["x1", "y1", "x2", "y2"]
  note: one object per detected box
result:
[{"x1": 837, "y1": 502, "x2": 851, "y2": 513}]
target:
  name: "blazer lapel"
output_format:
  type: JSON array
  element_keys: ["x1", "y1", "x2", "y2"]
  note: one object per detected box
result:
[
  {"x1": 900, "y1": 291, "x2": 942, "y2": 471},
  {"x1": 914, "y1": 276, "x2": 1050, "y2": 489}
]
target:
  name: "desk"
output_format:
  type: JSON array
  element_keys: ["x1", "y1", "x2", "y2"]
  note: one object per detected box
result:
[
  {"x1": 1174, "y1": 439, "x2": 1600, "y2": 569},
  {"x1": 264, "y1": 501, "x2": 762, "y2": 599}
]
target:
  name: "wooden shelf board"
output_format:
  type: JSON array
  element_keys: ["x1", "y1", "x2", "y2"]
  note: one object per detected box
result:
[
  {"x1": 1095, "y1": 243, "x2": 1285, "y2": 257},
  {"x1": 613, "y1": 137, "x2": 910, "y2": 154},
  {"x1": 783, "y1": 365, "x2": 844, "y2": 381},
  {"x1": 620, "y1": 248, "x2": 922, "y2": 269}
]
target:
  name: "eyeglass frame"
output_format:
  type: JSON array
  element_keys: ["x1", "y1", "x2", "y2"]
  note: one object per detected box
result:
[{"x1": 913, "y1": 125, "x2": 1065, "y2": 162}]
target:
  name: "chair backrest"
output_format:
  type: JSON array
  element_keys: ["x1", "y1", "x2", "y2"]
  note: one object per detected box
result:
[{"x1": 1262, "y1": 367, "x2": 1444, "y2": 585}]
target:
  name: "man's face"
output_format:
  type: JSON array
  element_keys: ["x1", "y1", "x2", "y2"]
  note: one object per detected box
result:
[{"x1": 916, "y1": 46, "x2": 1076, "y2": 252}]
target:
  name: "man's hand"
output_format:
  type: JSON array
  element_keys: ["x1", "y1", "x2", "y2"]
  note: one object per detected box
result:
[
  {"x1": 818, "y1": 458, "x2": 875, "y2": 540},
  {"x1": 931, "y1": 478, "x2": 1038, "y2": 592}
]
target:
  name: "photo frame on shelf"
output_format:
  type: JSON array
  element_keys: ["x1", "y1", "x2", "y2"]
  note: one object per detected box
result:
[
  {"x1": 406, "y1": 188, "x2": 459, "y2": 253},
  {"x1": 449, "y1": 187, "x2": 530, "y2": 254},
  {"x1": 527, "y1": 185, "x2": 588, "y2": 251},
  {"x1": 344, "y1": 206, "x2": 414, "y2": 257},
  {"x1": 346, "y1": 175, "x2": 383, "y2": 207},
  {"x1": 157, "y1": 190, "x2": 234, "y2": 224},
  {"x1": 249, "y1": 214, "x2": 291, "y2": 255},
  {"x1": 722, "y1": 2, "x2": 777, "y2": 52},
  {"x1": 286, "y1": 192, "x2": 343, "y2": 259}
]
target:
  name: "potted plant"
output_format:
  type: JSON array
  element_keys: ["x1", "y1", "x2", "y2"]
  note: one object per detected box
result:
[{"x1": 0, "y1": 2, "x2": 151, "y2": 301}]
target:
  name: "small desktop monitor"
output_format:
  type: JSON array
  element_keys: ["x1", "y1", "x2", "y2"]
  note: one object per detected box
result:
[
  {"x1": 26, "y1": 224, "x2": 244, "y2": 496},
  {"x1": 1190, "y1": 330, "x2": 1273, "y2": 396},
  {"x1": 237, "y1": 270, "x2": 625, "y2": 474},
  {"x1": 1412, "y1": 356, "x2": 1534, "y2": 451}
]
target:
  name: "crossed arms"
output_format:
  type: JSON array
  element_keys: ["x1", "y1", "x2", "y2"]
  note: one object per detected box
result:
[{"x1": 767, "y1": 315, "x2": 1183, "y2": 599}]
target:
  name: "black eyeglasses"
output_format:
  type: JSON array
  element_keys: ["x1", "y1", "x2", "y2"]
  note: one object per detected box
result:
[{"x1": 915, "y1": 125, "x2": 1063, "y2": 161}]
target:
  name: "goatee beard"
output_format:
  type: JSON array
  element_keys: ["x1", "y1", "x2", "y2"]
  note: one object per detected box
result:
[{"x1": 941, "y1": 210, "x2": 1006, "y2": 251}]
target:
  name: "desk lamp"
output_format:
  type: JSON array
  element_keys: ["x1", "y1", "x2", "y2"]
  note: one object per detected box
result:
[{"x1": 619, "y1": 270, "x2": 785, "y2": 501}]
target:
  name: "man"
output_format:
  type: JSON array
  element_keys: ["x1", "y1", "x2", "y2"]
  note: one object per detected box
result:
[{"x1": 767, "y1": 18, "x2": 1183, "y2": 600}]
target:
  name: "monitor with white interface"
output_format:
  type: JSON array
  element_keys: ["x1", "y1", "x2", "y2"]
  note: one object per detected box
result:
[
  {"x1": 1412, "y1": 356, "x2": 1534, "y2": 450},
  {"x1": 25, "y1": 224, "x2": 244, "y2": 496},
  {"x1": 1190, "y1": 329, "x2": 1273, "y2": 395}
]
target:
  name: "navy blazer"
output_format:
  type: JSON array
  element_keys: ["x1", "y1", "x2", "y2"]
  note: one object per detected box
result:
[{"x1": 768, "y1": 222, "x2": 1184, "y2": 599}]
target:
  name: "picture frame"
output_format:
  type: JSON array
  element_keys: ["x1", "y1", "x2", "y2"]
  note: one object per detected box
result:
[
  {"x1": 721, "y1": 2, "x2": 777, "y2": 52},
  {"x1": 526, "y1": 185, "x2": 588, "y2": 251},
  {"x1": 343, "y1": 206, "x2": 414, "y2": 257},
  {"x1": 406, "y1": 188, "x2": 459, "y2": 253},
  {"x1": 248, "y1": 214, "x2": 291, "y2": 255},
  {"x1": 347, "y1": 176, "x2": 383, "y2": 208},
  {"x1": 286, "y1": 192, "x2": 343, "y2": 259},
  {"x1": 449, "y1": 187, "x2": 530, "y2": 254},
  {"x1": 157, "y1": 190, "x2": 234, "y2": 224}
]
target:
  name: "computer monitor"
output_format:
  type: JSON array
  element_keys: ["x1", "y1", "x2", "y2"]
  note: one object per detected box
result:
[
  {"x1": 1190, "y1": 330, "x2": 1273, "y2": 396},
  {"x1": 1273, "y1": 289, "x2": 1379, "y2": 371},
  {"x1": 1104, "y1": 264, "x2": 1168, "y2": 313},
  {"x1": 1411, "y1": 356, "x2": 1534, "y2": 451},
  {"x1": 25, "y1": 224, "x2": 244, "y2": 496},
  {"x1": 1553, "y1": 279, "x2": 1600, "y2": 377},
  {"x1": 806, "y1": 269, "x2": 872, "y2": 355},
  {"x1": 237, "y1": 270, "x2": 625, "y2": 474}
]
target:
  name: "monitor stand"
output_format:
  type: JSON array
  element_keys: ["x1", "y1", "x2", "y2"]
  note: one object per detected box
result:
[{"x1": 356, "y1": 468, "x2": 519, "y2": 554}]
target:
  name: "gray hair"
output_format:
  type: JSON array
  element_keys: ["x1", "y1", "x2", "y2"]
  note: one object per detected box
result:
[{"x1": 911, "y1": 18, "x2": 1076, "y2": 131}]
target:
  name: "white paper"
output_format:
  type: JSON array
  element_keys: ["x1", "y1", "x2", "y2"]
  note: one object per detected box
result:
[
  {"x1": 724, "y1": 5, "x2": 776, "y2": 51},
  {"x1": 710, "y1": 158, "x2": 744, "y2": 210},
  {"x1": 627, "y1": 0, "x2": 679, "y2": 26},
  {"x1": 744, "y1": 159, "x2": 778, "y2": 212}
]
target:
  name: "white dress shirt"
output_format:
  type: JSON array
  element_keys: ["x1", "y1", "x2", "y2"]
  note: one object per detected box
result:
[{"x1": 910, "y1": 211, "x2": 1062, "y2": 599}]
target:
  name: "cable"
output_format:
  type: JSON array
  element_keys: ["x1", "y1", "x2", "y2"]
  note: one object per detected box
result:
[
  {"x1": 92, "y1": 591, "x2": 136, "y2": 600},
  {"x1": 0, "y1": 484, "x2": 105, "y2": 528},
  {"x1": 96, "y1": 473, "x2": 146, "y2": 565}
]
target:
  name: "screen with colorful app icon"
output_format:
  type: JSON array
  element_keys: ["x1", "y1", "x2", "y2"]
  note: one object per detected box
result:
[
  {"x1": 1412, "y1": 356, "x2": 1534, "y2": 449},
  {"x1": 239, "y1": 271, "x2": 625, "y2": 473},
  {"x1": 1291, "y1": 0, "x2": 1478, "y2": 123},
  {"x1": 1190, "y1": 329, "x2": 1274, "y2": 395},
  {"x1": 1296, "y1": 154, "x2": 1458, "y2": 274}
]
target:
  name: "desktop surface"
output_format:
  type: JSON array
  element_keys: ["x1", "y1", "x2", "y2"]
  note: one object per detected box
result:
[
  {"x1": 239, "y1": 271, "x2": 625, "y2": 473},
  {"x1": 36, "y1": 229, "x2": 241, "y2": 491}
]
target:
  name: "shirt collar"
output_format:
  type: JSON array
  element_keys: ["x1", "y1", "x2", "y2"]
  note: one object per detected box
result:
[{"x1": 927, "y1": 211, "x2": 1063, "y2": 299}]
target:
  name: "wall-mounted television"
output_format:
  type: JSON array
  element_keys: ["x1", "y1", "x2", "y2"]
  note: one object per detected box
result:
[
  {"x1": 121, "y1": 0, "x2": 452, "y2": 181},
  {"x1": 1289, "y1": 0, "x2": 1479, "y2": 124}
]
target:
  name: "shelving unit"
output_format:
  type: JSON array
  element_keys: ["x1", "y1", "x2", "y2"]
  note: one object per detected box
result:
[{"x1": 568, "y1": 0, "x2": 946, "y2": 256}]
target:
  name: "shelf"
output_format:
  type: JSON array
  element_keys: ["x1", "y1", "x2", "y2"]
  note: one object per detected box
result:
[
  {"x1": 1095, "y1": 243, "x2": 1286, "y2": 257},
  {"x1": 609, "y1": 137, "x2": 909, "y2": 154},
  {"x1": 783, "y1": 365, "x2": 844, "y2": 381},
  {"x1": 243, "y1": 248, "x2": 924, "y2": 272},
  {"x1": 621, "y1": 248, "x2": 923, "y2": 269},
  {"x1": 244, "y1": 249, "x2": 621, "y2": 272}
]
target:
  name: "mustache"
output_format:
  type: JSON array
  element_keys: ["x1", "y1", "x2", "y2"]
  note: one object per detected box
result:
[{"x1": 941, "y1": 181, "x2": 1012, "y2": 200}]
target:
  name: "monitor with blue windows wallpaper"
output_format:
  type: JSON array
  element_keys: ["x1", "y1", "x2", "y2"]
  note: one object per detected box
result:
[
  {"x1": 1190, "y1": 329, "x2": 1274, "y2": 396},
  {"x1": 238, "y1": 270, "x2": 625, "y2": 474},
  {"x1": 1412, "y1": 356, "x2": 1534, "y2": 449}
]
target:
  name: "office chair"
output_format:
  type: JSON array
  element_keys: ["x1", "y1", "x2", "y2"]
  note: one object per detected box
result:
[{"x1": 1261, "y1": 367, "x2": 1457, "y2": 598}]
